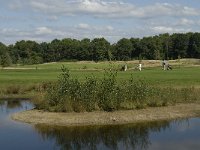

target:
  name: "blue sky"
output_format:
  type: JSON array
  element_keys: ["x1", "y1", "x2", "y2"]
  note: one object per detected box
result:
[{"x1": 1, "y1": 0, "x2": 200, "y2": 44}]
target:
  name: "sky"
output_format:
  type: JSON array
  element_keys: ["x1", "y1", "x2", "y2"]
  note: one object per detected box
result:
[{"x1": 1, "y1": 0, "x2": 200, "y2": 44}]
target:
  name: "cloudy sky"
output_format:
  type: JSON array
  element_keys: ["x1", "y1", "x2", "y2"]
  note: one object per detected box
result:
[{"x1": 1, "y1": 0, "x2": 200, "y2": 44}]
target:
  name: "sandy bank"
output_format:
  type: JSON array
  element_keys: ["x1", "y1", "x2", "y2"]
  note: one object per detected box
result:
[{"x1": 12, "y1": 103, "x2": 200, "y2": 126}]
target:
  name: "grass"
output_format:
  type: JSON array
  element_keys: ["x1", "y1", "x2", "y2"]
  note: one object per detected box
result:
[
  {"x1": 1, "y1": 65, "x2": 200, "y2": 87},
  {"x1": 0, "y1": 59, "x2": 200, "y2": 99}
]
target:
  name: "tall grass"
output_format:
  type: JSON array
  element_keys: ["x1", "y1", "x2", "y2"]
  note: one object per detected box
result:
[
  {"x1": 0, "y1": 82, "x2": 49, "y2": 98},
  {"x1": 33, "y1": 66, "x2": 200, "y2": 112}
]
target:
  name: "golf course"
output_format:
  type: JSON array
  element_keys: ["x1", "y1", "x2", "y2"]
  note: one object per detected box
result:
[{"x1": 1, "y1": 59, "x2": 200, "y2": 87}]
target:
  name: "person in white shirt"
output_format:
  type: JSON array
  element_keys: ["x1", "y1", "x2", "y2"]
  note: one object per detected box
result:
[{"x1": 139, "y1": 63, "x2": 142, "y2": 71}]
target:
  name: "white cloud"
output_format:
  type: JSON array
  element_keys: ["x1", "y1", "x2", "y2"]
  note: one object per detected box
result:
[
  {"x1": 36, "y1": 27, "x2": 53, "y2": 35},
  {"x1": 76, "y1": 23, "x2": 114, "y2": 32},
  {"x1": 177, "y1": 18, "x2": 195, "y2": 26},
  {"x1": 106, "y1": 26, "x2": 114, "y2": 31},
  {"x1": 2, "y1": 0, "x2": 200, "y2": 44},
  {"x1": 0, "y1": 24, "x2": 118, "y2": 44},
  {"x1": 76, "y1": 23, "x2": 90, "y2": 29},
  {"x1": 151, "y1": 26, "x2": 191, "y2": 33},
  {"x1": 152, "y1": 26, "x2": 173, "y2": 33},
  {"x1": 8, "y1": 0, "x2": 200, "y2": 18}
]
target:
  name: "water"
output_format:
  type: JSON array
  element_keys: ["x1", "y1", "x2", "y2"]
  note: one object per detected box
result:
[{"x1": 0, "y1": 99, "x2": 200, "y2": 150}]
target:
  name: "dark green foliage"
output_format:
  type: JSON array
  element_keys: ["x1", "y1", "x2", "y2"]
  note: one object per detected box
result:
[
  {"x1": 0, "y1": 42, "x2": 12, "y2": 67},
  {"x1": 91, "y1": 38, "x2": 111, "y2": 61},
  {"x1": 0, "y1": 52, "x2": 12, "y2": 67},
  {"x1": 188, "y1": 33, "x2": 200, "y2": 58},
  {"x1": 82, "y1": 76, "x2": 99, "y2": 111},
  {"x1": 34, "y1": 66, "x2": 200, "y2": 112},
  {"x1": 98, "y1": 70, "x2": 119, "y2": 111},
  {"x1": 114, "y1": 38, "x2": 133, "y2": 60},
  {"x1": 1, "y1": 32, "x2": 200, "y2": 66}
]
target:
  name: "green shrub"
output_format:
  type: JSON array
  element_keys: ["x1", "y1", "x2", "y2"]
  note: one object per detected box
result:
[{"x1": 33, "y1": 66, "x2": 200, "y2": 112}]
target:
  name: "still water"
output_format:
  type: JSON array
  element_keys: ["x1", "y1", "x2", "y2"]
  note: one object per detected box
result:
[{"x1": 0, "y1": 99, "x2": 200, "y2": 150}]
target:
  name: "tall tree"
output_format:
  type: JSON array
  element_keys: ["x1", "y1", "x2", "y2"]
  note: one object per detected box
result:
[
  {"x1": 188, "y1": 33, "x2": 200, "y2": 58},
  {"x1": 77, "y1": 38, "x2": 91, "y2": 60},
  {"x1": 115, "y1": 38, "x2": 132, "y2": 60},
  {"x1": 130, "y1": 38, "x2": 141, "y2": 59},
  {"x1": 0, "y1": 52, "x2": 12, "y2": 67},
  {"x1": 170, "y1": 33, "x2": 190, "y2": 59},
  {"x1": 91, "y1": 38, "x2": 110, "y2": 61},
  {"x1": 0, "y1": 42, "x2": 12, "y2": 67},
  {"x1": 14, "y1": 40, "x2": 42, "y2": 64}
]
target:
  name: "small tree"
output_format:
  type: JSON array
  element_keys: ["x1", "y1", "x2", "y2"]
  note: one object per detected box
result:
[{"x1": 0, "y1": 53, "x2": 12, "y2": 68}]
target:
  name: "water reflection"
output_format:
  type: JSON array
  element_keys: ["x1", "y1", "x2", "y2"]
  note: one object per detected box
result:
[
  {"x1": 0, "y1": 99, "x2": 199, "y2": 150},
  {"x1": 35, "y1": 121, "x2": 171, "y2": 150},
  {"x1": 0, "y1": 100, "x2": 4, "y2": 105},
  {"x1": 0, "y1": 99, "x2": 33, "y2": 120},
  {"x1": 7, "y1": 100, "x2": 22, "y2": 109},
  {"x1": 0, "y1": 99, "x2": 57, "y2": 150},
  {"x1": 0, "y1": 99, "x2": 22, "y2": 108},
  {"x1": 0, "y1": 99, "x2": 31, "y2": 112}
]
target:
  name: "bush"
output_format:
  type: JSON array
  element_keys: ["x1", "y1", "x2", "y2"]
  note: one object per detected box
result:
[{"x1": 33, "y1": 66, "x2": 200, "y2": 112}]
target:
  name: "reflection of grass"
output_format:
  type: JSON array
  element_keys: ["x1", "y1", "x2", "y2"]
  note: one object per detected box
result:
[
  {"x1": 0, "y1": 100, "x2": 4, "y2": 106},
  {"x1": 7, "y1": 100, "x2": 22, "y2": 109},
  {"x1": 35, "y1": 120, "x2": 170, "y2": 150}
]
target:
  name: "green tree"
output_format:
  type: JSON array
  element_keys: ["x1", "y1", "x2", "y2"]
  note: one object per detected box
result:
[
  {"x1": 188, "y1": 33, "x2": 200, "y2": 58},
  {"x1": 0, "y1": 42, "x2": 12, "y2": 67},
  {"x1": 0, "y1": 52, "x2": 12, "y2": 67},
  {"x1": 130, "y1": 38, "x2": 141, "y2": 59},
  {"x1": 140, "y1": 37, "x2": 161, "y2": 60},
  {"x1": 115, "y1": 38, "x2": 132, "y2": 60},
  {"x1": 170, "y1": 33, "x2": 190, "y2": 59},
  {"x1": 14, "y1": 40, "x2": 42, "y2": 64},
  {"x1": 91, "y1": 38, "x2": 110, "y2": 61},
  {"x1": 77, "y1": 38, "x2": 91, "y2": 60}
]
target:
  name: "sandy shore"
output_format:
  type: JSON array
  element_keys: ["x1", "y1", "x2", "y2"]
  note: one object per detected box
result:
[{"x1": 12, "y1": 103, "x2": 200, "y2": 126}]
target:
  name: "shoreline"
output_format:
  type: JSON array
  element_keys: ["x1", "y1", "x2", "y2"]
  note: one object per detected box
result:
[{"x1": 12, "y1": 103, "x2": 200, "y2": 127}]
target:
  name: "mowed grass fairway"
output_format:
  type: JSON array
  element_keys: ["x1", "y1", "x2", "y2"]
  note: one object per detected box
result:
[{"x1": 0, "y1": 59, "x2": 200, "y2": 88}]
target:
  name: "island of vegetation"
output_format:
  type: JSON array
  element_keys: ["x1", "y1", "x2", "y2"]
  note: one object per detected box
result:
[{"x1": 12, "y1": 64, "x2": 200, "y2": 126}]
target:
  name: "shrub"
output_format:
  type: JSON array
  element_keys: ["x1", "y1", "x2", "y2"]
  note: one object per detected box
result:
[{"x1": 33, "y1": 66, "x2": 200, "y2": 112}]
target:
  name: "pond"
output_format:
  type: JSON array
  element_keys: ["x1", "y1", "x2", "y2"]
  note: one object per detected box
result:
[{"x1": 0, "y1": 99, "x2": 200, "y2": 150}]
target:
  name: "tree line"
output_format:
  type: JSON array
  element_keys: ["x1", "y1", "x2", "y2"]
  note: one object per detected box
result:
[{"x1": 0, "y1": 32, "x2": 200, "y2": 66}]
